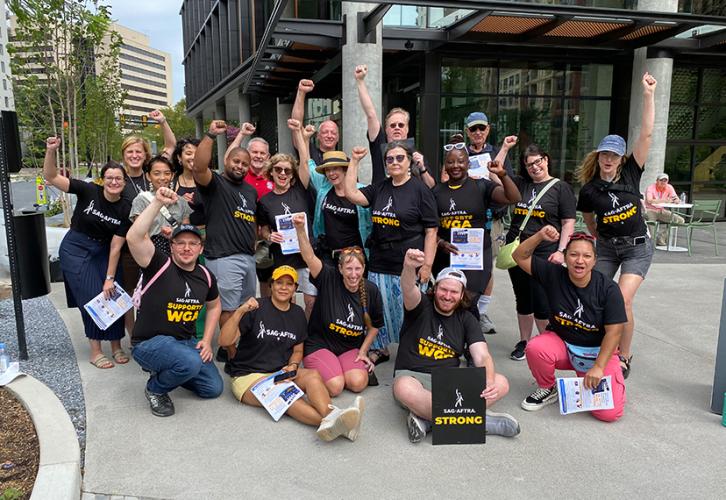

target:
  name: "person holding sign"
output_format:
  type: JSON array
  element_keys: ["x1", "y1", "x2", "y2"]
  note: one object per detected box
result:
[
  {"x1": 44, "y1": 137, "x2": 131, "y2": 369},
  {"x1": 218, "y1": 266, "x2": 363, "y2": 441},
  {"x1": 256, "y1": 141, "x2": 317, "y2": 317},
  {"x1": 506, "y1": 143, "x2": 577, "y2": 362},
  {"x1": 512, "y1": 226, "x2": 627, "y2": 422},
  {"x1": 392, "y1": 249, "x2": 520, "y2": 443},
  {"x1": 432, "y1": 134, "x2": 520, "y2": 332},
  {"x1": 291, "y1": 213, "x2": 385, "y2": 393},
  {"x1": 126, "y1": 187, "x2": 223, "y2": 417}
]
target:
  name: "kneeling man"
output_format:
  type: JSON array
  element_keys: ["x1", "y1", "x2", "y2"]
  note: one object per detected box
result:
[
  {"x1": 127, "y1": 187, "x2": 223, "y2": 417},
  {"x1": 393, "y1": 249, "x2": 520, "y2": 442}
]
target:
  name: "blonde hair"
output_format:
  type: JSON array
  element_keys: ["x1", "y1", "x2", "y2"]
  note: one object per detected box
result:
[
  {"x1": 385, "y1": 107, "x2": 410, "y2": 126},
  {"x1": 338, "y1": 250, "x2": 372, "y2": 329},
  {"x1": 264, "y1": 153, "x2": 300, "y2": 186},
  {"x1": 575, "y1": 150, "x2": 628, "y2": 185},
  {"x1": 120, "y1": 136, "x2": 152, "y2": 168}
]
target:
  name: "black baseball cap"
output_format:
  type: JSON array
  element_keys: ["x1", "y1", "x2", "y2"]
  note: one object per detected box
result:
[{"x1": 171, "y1": 224, "x2": 202, "y2": 239}]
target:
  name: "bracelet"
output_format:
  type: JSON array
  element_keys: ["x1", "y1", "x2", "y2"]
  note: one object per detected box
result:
[
  {"x1": 105, "y1": 275, "x2": 114, "y2": 281},
  {"x1": 205, "y1": 132, "x2": 216, "y2": 140},
  {"x1": 289, "y1": 361, "x2": 300, "y2": 368},
  {"x1": 558, "y1": 248, "x2": 566, "y2": 253}
]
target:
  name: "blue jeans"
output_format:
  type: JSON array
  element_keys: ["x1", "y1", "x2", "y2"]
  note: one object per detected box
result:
[{"x1": 132, "y1": 336, "x2": 223, "y2": 397}]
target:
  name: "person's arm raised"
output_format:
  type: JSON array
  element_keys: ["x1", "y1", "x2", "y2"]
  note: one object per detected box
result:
[
  {"x1": 292, "y1": 79, "x2": 314, "y2": 125},
  {"x1": 354, "y1": 65, "x2": 381, "y2": 141},
  {"x1": 287, "y1": 119, "x2": 310, "y2": 189},
  {"x1": 632, "y1": 72, "x2": 657, "y2": 167},
  {"x1": 126, "y1": 187, "x2": 178, "y2": 268},
  {"x1": 401, "y1": 249, "x2": 424, "y2": 311},
  {"x1": 43, "y1": 137, "x2": 70, "y2": 192},
  {"x1": 488, "y1": 160, "x2": 522, "y2": 205},
  {"x1": 344, "y1": 147, "x2": 370, "y2": 206},
  {"x1": 193, "y1": 120, "x2": 227, "y2": 187},
  {"x1": 224, "y1": 122, "x2": 255, "y2": 164},
  {"x1": 512, "y1": 225, "x2": 560, "y2": 276},
  {"x1": 149, "y1": 110, "x2": 176, "y2": 159},
  {"x1": 292, "y1": 213, "x2": 322, "y2": 278},
  {"x1": 218, "y1": 297, "x2": 259, "y2": 357}
]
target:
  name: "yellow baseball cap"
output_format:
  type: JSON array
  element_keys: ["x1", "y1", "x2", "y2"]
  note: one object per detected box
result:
[{"x1": 271, "y1": 265, "x2": 298, "y2": 283}]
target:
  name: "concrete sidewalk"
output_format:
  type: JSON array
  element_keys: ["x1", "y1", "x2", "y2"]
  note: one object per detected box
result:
[{"x1": 51, "y1": 256, "x2": 726, "y2": 500}]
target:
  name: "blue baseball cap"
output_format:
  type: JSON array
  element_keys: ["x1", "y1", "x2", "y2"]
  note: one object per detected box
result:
[
  {"x1": 465, "y1": 112, "x2": 489, "y2": 128},
  {"x1": 172, "y1": 224, "x2": 202, "y2": 240},
  {"x1": 596, "y1": 135, "x2": 626, "y2": 157}
]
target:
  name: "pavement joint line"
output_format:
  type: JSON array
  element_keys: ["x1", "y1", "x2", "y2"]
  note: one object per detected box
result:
[{"x1": 634, "y1": 328, "x2": 717, "y2": 360}]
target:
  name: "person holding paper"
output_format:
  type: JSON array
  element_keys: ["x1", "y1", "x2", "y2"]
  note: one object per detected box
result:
[
  {"x1": 219, "y1": 266, "x2": 363, "y2": 442},
  {"x1": 126, "y1": 187, "x2": 223, "y2": 417},
  {"x1": 432, "y1": 134, "x2": 520, "y2": 334},
  {"x1": 44, "y1": 137, "x2": 131, "y2": 369},
  {"x1": 512, "y1": 226, "x2": 627, "y2": 422},
  {"x1": 291, "y1": 213, "x2": 385, "y2": 392},
  {"x1": 393, "y1": 249, "x2": 520, "y2": 443},
  {"x1": 344, "y1": 144, "x2": 439, "y2": 366},
  {"x1": 506, "y1": 143, "x2": 577, "y2": 362},
  {"x1": 256, "y1": 143, "x2": 317, "y2": 317}
]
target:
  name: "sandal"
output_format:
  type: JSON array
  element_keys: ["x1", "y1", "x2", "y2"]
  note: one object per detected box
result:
[
  {"x1": 112, "y1": 349, "x2": 130, "y2": 365},
  {"x1": 619, "y1": 354, "x2": 632, "y2": 380},
  {"x1": 90, "y1": 354, "x2": 114, "y2": 369},
  {"x1": 368, "y1": 371, "x2": 379, "y2": 387},
  {"x1": 368, "y1": 349, "x2": 390, "y2": 366}
]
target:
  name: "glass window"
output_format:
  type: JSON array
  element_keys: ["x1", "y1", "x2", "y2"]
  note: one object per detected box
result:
[
  {"x1": 566, "y1": 64, "x2": 613, "y2": 98},
  {"x1": 696, "y1": 106, "x2": 726, "y2": 140},
  {"x1": 563, "y1": 98, "x2": 611, "y2": 186},
  {"x1": 700, "y1": 68, "x2": 726, "y2": 104},
  {"x1": 671, "y1": 67, "x2": 698, "y2": 104},
  {"x1": 664, "y1": 143, "x2": 693, "y2": 183},
  {"x1": 441, "y1": 60, "x2": 497, "y2": 94},
  {"x1": 668, "y1": 104, "x2": 695, "y2": 140}
]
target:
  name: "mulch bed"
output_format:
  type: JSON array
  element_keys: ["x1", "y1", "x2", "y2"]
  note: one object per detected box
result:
[{"x1": 0, "y1": 388, "x2": 39, "y2": 500}]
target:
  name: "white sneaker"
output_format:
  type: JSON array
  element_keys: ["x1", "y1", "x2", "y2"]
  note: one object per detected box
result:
[
  {"x1": 316, "y1": 404, "x2": 361, "y2": 442},
  {"x1": 485, "y1": 410, "x2": 520, "y2": 437},
  {"x1": 521, "y1": 385, "x2": 558, "y2": 411},
  {"x1": 406, "y1": 411, "x2": 431, "y2": 443},
  {"x1": 345, "y1": 396, "x2": 365, "y2": 442}
]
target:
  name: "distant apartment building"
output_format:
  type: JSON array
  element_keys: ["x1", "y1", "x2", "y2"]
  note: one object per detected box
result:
[{"x1": 0, "y1": 0, "x2": 14, "y2": 111}]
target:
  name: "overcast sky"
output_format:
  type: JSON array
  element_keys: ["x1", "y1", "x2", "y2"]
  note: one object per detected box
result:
[{"x1": 106, "y1": 1, "x2": 185, "y2": 105}]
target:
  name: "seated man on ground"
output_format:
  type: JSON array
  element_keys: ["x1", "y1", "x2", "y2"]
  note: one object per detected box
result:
[
  {"x1": 392, "y1": 249, "x2": 520, "y2": 443},
  {"x1": 218, "y1": 266, "x2": 363, "y2": 442},
  {"x1": 126, "y1": 187, "x2": 223, "y2": 417}
]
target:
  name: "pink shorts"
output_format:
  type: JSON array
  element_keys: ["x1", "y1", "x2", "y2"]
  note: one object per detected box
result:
[{"x1": 303, "y1": 348, "x2": 367, "y2": 382}]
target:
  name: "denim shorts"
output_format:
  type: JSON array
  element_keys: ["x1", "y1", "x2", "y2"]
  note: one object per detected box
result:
[
  {"x1": 205, "y1": 253, "x2": 256, "y2": 310},
  {"x1": 595, "y1": 235, "x2": 654, "y2": 279}
]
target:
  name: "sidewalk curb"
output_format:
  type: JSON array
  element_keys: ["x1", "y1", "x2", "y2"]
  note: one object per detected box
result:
[{"x1": 6, "y1": 375, "x2": 81, "y2": 500}]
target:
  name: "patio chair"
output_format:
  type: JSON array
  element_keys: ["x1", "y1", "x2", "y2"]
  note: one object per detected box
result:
[{"x1": 668, "y1": 199, "x2": 722, "y2": 256}]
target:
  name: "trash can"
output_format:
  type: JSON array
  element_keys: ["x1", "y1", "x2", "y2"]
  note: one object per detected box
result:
[{"x1": 13, "y1": 210, "x2": 50, "y2": 299}]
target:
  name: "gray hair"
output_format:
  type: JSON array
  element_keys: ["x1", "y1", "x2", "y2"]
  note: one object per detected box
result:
[{"x1": 248, "y1": 137, "x2": 269, "y2": 150}]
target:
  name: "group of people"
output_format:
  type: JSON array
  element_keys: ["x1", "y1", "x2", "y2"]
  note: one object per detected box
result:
[{"x1": 45, "y1": 68, "x2": 660, "y2": 443}]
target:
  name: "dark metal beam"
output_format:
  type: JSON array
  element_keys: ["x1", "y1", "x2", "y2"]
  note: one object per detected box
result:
[
  {"x1": 276, "y1": 18, "x2": 343, "y2": 39},
  {"x1": 515, "y1": 15, "x2": 572, "y2": 42},
  {"x1": 445, "y1": 9, "x2": 493, "y2": 41},
  {"x1": 591, "y1": 20, "x2": 650, "y2": 45},
  {"x1": 310, "y1": 52, "x2": 342, "y2": 83},
  {"x1": 359, "y1": 4, "x2": 393, "y2": 43},
  {"x1": 383, "y1": 27, "x2": 447, "y2": 41},
  {"x1": 623, "y1": 22, "x2": 700, "y2": 49},
  {"x1": 698, "y1": 28, "x2": 726, "y2": 49},
  {"x1": 243, "y1": 0, "x2": 290, "y2": 93}
]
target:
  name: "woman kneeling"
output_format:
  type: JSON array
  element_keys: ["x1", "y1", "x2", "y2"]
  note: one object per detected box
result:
[
  {"x1": 219, "y1": 265, "x2": 363, "y2": 440},
  {"x1": 512, "y1": 226, "x2": 627, "y2": 422}
]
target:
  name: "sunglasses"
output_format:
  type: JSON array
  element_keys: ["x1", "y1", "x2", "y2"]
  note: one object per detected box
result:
[
  {"x1": 341, "y1": 246, "x2": 364, "y2": 255},
  {"x1": 526, "y1": 157, "x2": 545, "y2": 169},
  {"x1": 388, "y1": 122, "x2": 406, "y2": 129},
  {"x1": 385, "y1": 154, "x2": 407, "y2": 164},
  {"x1": 273, "y1": 166, "x2": 293, "y2": 175},
  {"x1": 468, "y1": 125, "x2": 487, "y2": 132},
  {"x1": 569, "y1": 232, "x2": 595, "y2": 242},
  {"x1": 443, "y1": 142, "x2": 466, "y2": 152}
]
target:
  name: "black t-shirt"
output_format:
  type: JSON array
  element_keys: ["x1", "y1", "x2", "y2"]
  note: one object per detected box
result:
[
  {"x1": 304, "y1": 265, "x2": 384, "y2": 356},
  {"x1": 506, "y1": 177, "x2": 577, "y2": 256},
  {"x1": 433, "y1": 177, "x2": 495, "y2": 243},
  {"x1": 321, "y1": 190, "x2": 362, "y2": 250},
  {"x1": 577, "y1": 156, "x2": 647, "y2": 240},
  {"x1": 359, "y1": 177, "x2": 438, "y2": 275},
  {"x1": 225, "y1": 297, "x2": 308, "y2": 377},
  {"x1": 197, "y1": 172, "x2": 258, "y2": 259},
  {"x1": 257, "y1": 183, "x2": 314, "y2": 269},
  {"x1": 175, "y1": 181, "x2": 205, "y2": 227},
  {"x1": 531, "y1": 256, "x2": 627, "y2": 347},
  {"x1": 395, "y1": 293, "x2": 485, "y2": 374},
  {"x1": 132, "y1": 249, "x2": 219, "y2": 345},
  {"x1": 369, "y1": 129, "x2": 423, "y2": 185},
  {"x1": 121, "y1": 173, "x2": 149, "y2": 202},
  {"x1": 467, "y1": 143, "x2": 513, "y2": 218},
  {"x1": 68, "y1": 179, "x2": 131, "y2": 241}
]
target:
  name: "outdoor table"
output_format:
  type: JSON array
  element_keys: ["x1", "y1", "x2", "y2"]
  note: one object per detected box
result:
[{"x1": 655, "y1": 202, "x2": 693, "y2": 252}]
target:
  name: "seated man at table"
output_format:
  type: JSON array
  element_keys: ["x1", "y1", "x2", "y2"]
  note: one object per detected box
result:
[
  {"x1": 392, "y1": 249, "x2": 520, "y2": 443},
  {"x1": 644, "y1": 173, "x2": 685, "y2": 246}
]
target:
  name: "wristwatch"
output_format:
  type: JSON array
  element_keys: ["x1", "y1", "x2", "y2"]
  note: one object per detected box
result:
[
  {"x1": 205, "y1": 132, "x2": 216, "y2": 140},
  {"x1": 105, "y1": 275, "x2": 114, "y2": 281},
  {"x1": 558, "y1": 248, "x2": 566, "y2": 254}
]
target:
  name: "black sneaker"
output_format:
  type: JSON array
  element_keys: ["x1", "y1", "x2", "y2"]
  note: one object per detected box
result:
[
  {"x1": 406, "y1": 412, "x2": 430, "y2": 444},
  {"x1": 521, "y1": 385, "x2": 558, "y2": 411},
  {"x1": 367, "y1": 371, "x2": 379, "y2": 386},
  {"x1": 619, "y1": 354, "x2": 631, "y2": 379},
  {"x1": 215, "y1": 346, "x2": 228, "y2": 362},
  {"x1": 145, "y1": 388, "x2": 175, "y2": 417},
  {"x1": 510, "y1": 340, "x2": 527, "y2": 361}
]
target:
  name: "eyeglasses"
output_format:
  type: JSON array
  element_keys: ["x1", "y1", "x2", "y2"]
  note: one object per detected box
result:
[
  {"x1": 171, "y1": 240, "x2": 202, "y2": 248},
  {"x1": 569, "y1": 232, "x2": 595, "y2": 243},
  {"x1": 273, "y1": 166, "x2": 293, "y2": 175},
  {"x1": 443, "y1": 142, "x2": 466, "y2": 152},
  {"x1": 385, "y1": 154, "x2": 407, "y2": 164},
  {"x1": 468, "y1": 125, "x2": 487, "y2": 132},
  {"x1": 525, "y1": 157, "x2": 545, "y2": 169},
  {"x1": 388, "y1": 122, "x2": 407, "y2": 129},
  {"x1": 104, "y1": 176, "x2": 125, "y2": 184}
]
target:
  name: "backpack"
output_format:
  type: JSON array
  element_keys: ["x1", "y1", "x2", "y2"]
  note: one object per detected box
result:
[{"x1": 132, "y1": 257, "x2": 212, "y2": 310}]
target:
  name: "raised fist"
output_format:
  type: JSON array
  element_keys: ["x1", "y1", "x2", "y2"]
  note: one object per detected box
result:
[
  {"x1": 502, "y1": 135, "x2": 518, "y2": 148},
  {"x1": 302, "y1": 124, "x2": 316, "y2": 141},
  {"x1": 287, "y1": 118, "x2": 301, "y2": 131},
  {"x1": 291, "y1": 213, "x2": 306, "y2": 228},
  {"x1": 642, "y1": 72, "x2": 657, "y2": 95},
  {"x1": 149, "y1": 109, "x2": 165, "y2": 124},
  {"x1": 46, "y1": 137, "x2": 61, "y2": 151},
  {"x1": 208, "y1": 120, "x2": 227, "y2": 136},
  {"x1": 539, "y1": 225, "x2": 560, "y2": 243},
  {"x1": 240, "y1": 122, "x2": 256, "y2": 136},
  {"x1": 354, "y1": 65, "x2": 367, "y2": 81},
  {"x1": 155, "y1": 186, "x2": 178, "y2": 206},
  {"x1": 351, "y1": 146, "x2": 368, "y2": 162},
  {"x1": 298, "y1": 79, "x2": 314, "y2": 94},
  {"x1": 404, "y1": 248, "x2": 426, "y2": 269}
]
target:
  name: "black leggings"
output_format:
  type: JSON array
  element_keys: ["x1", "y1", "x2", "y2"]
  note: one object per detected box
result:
[{"x1": 508, "y1": 265, "x2": 549, "y2": 319}]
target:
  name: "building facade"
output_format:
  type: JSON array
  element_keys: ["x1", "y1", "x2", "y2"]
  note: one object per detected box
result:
[
  {"x1": 0, "y1": 0, "x2": 14, "y2": 111},
  {"x1": 181, "y1": 0, "x2": 726, "y2": 215}
]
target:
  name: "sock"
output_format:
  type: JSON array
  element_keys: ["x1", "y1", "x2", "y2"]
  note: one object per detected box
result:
[{"x1": 478, "y1": 295, "x2": 491, "y2": 316}]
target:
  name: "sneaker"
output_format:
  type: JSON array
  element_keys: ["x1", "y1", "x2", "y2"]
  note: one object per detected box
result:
[
  {"x1": 521, "y1": 385, "x2": 558, "y2": 411},
  {"x1": 346, "y1": 396, "x2": 365, "y2": 442},
  {"x1": 316, "y1": 404, "x2": 360, "y2": 442},
  {"x1": 619, "y1": 354, "x2": 632, "y2": 380},
  {"x1": 510, "y1": 340, "x2": 527, "y2": 361},
  {"x1": 485, "y1": 410, "x2": 520, "y2": 437},
  {"x1": 406, "y1": 411, "x2": 431, "y2": 444},
  {"x1": 367, "y1": 371, "x2": 379, "y2": 387},
  {"x1": 479, "y1": 313, "x2": 496, "y2": 334},
  {"x1": 145, "y1": 388, "x2": 175, "y2": 417}
]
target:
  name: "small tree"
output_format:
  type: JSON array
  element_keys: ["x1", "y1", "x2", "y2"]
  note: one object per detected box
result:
[{"x1": 132, "y1": 99, "x2": 197, "y2": 151}]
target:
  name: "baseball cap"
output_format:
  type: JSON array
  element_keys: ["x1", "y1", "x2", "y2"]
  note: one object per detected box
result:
[
  {"x1": 596, "y1": 135, "x2": 626, "y2": 157},
  {"x1": 171, "y1": 224, "x2": 202, "y2": 239},
  {"x1": 656, "y1": 173, "x2": 669, "y2": 181},
  {"x1": 465, "y1": 112, "x2": 489, "y2": 128},
  {"x1": 271, "y1": 265, "x2": 298, "y2": 283},
  {"x1": 435, "y1": 267, "x2": 467, "y2": 288}
]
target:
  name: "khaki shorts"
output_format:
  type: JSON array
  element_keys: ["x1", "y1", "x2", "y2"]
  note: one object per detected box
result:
[{"x1": 231, "y1": 372, "x2": 273, "y2": 401}]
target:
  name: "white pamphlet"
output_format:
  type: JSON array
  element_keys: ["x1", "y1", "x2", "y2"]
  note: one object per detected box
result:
[
  {"x1": 83, "y1": 281, "x2": 133, "y2": 331},
  {"x1": 449, "y1": 228, "x2": 484, "y2": 270},
  {"x1": 468, "y1": 153, "x2": 492, "y2": 179},
  {"x1": 557, "y1": 375, "x2": 614, "y2": 415},
  {"x1": 0, "y1": 362, "x2": 24, "y2": 386},
  {"x1": 275, "y1": 212, "x2": 308, "y2": 255},
  {"x1": 250, "y1": 371, "x2": 305, "y2": 421}
]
